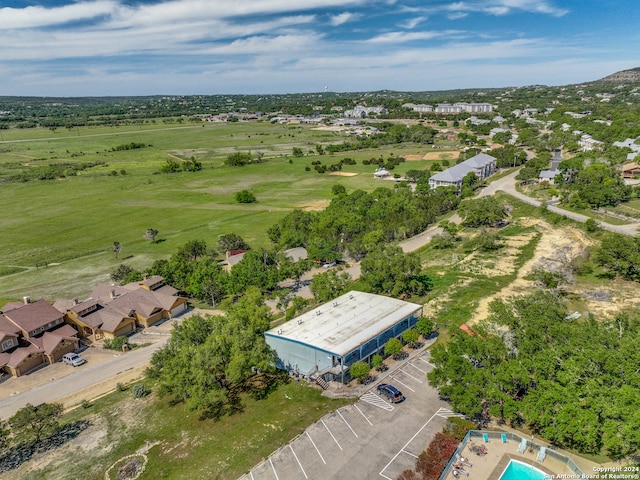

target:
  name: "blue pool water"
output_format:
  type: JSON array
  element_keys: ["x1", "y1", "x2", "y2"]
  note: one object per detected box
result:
[{"x1": 499, "y1": 460, "x2": 547, "y2": 480}]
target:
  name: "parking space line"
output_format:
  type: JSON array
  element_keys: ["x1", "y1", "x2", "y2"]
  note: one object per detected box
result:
[
  {"x1": 338, "y1": 409, "x2": 358, "y2": 438},
  {"x1": 407, "y1": 362, "x2": 427, "y2": 374},
  {"x1": 418, "y1": 357, "x2": 435, "y2": 367},
  {"x1": 322, "y1": 419, "x2": 343, "y2": 451},
  {"x1": 306, "y1": 431, "x2": 327, "y2": 464},
  {"x1": 269, "y1": 457, "x2": 280, "y2": 480},
  {"x1": 403, "y1": 449, "x2": 419, "y2": 459},
  {"x1": 379, "y1": 411, "x2": 439, "y2": 479},
  {"x1": 398, "y1": 368, "x2": 424, "y2": 384},
  {"x1": 360, "y1": 392, "x2": 394, "y2": 411},
  {"x1": 290, "y1": 445, "x2": 308, "y2": 479},
  {"x1": 354, "y1": 404, "x2": 373, "y2": 425},
  {"x1": 250, "y1": 471, "x2": 255, "y2": 480},
  {"x1": 390, "y1": 377, "x2": 415, "y2": 393}
]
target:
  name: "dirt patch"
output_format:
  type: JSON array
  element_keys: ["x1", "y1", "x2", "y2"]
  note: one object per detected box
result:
[
  {"x1": 423, "y1": 151, "x2": 460, "y2": 161},
  {"x1": 328, "y1": 171, "x2": 358, "y2": 176},
  {"x1": 403, "y1": 151, "x2": 459, "y2": 161},
  {"x1": 300, "y1": 200, "x2": 330, "y2": 211},
  {"x1": 470, "y1": 221, "x2": 595, "y2": 324}
]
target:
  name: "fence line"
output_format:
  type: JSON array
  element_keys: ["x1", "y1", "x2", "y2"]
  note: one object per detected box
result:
[{"x1": 438, "y1": 430, "x2": 584, "y2": 480}]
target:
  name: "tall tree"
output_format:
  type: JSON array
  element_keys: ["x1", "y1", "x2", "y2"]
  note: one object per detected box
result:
[
  {"x1": 144, "y1": 228, "x2": 159, "y2": 243},
  {"x1": 9, "y1": 402, "x2": 63, "y2": 444},
  {"x1": 147, "y1": 287, "x2": 277, "y2": 419}
]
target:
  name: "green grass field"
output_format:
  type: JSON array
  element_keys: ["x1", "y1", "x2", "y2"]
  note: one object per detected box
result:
[
  {"x1": 0, "y1": 121, "x2": 445, "y2": 300},
  {"x1": 23, "y1": 380, "x2": 352, "y2": 480}
]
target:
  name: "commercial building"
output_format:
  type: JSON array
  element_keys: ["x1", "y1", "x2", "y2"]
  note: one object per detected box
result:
[
  {"x1": 428, "y1": 153, "x2": 497, "y2": 192},
  {"x1": 264, "y1": 291, "x2": 422, "y2": 383}
]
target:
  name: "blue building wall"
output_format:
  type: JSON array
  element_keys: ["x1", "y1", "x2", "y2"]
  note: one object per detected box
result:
[{"x1": 266, "y1": 313, "x2": 419, "y2": 377}]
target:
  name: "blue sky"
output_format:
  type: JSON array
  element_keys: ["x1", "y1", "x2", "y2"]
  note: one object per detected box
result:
[{"x1": 0, "y1": 0, "x2": 638, "y2": 96}]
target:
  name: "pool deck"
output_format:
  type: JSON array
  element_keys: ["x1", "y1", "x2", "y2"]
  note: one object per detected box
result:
[{"x1": 446, "y1": 435, "x2": 597, "y2": 480}]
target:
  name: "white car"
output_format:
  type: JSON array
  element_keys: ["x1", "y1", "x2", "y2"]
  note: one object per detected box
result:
[{"x1": 62, "y1": 352, "x2": 86, "y2": 367}]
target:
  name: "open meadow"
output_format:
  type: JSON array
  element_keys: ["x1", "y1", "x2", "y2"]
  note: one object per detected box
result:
[{"x1": 0, "y1": 121, "x2": 449, "y2": 302}]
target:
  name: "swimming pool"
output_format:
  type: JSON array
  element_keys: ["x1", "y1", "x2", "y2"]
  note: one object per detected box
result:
[{"x1": 499, "y1": 460, "x2": 547, "y2": 480}]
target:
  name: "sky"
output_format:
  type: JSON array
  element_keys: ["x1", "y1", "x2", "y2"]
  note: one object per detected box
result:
[{"x1": 0, "y1": 0, "x2": 638, "y2": 97}]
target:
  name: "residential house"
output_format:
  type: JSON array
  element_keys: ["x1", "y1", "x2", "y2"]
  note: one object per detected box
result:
[
  {"x1": 622, "y1": 162, "x2": 640, "y2": 179},
  {"x1": 0, "y1": 298, "x2": 80, "y2": 377},
  {"x1": 428, "y1": 153, "x2": 497, "y2": 192},
  {"x1": 58, "y1": 298, "x2": 137, "y2": 340},
  {"x1": 219, "y1": 249, "x2": 248, "y2": 273},
  {"x1": 91, "y1": 276, "x2": 188, "y2": 328}
]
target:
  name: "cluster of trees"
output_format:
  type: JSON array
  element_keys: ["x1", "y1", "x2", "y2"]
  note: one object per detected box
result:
[
  {"x1": 268, "y1": 186, "x2": 460, "y2": 263},
  {"x1": 111, "y1": 142, "x2": 149, "y2": 151},
  {"x1": 111, "y1": 237, "x2": 313, "y2": 305},
  {"x1": 561, "y1": 163, "x2": 631, "y2": 208},
  {"x1": 595, "y1": 233, "x2": 640, "y2": 281},
  {"x1": 147, "y1": 287, "x2": 282, "y2": 419},
  {"x1": 157, "y1": 157, "x2": 202, "y2": 174},
  {"x1": 224, "y1": 152, "x2": 263, "y2": 166},
  {"x1": 428, "y1": 291, "x2": 640, "y2": 459},
  {"x1": 5, "y1": 161, "x2": 107, "y2": 183}
]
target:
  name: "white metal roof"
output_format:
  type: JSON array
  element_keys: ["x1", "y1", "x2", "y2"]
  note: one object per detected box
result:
[{"x1": 265, "y1": 291, "x2": 422, "y2": 357}]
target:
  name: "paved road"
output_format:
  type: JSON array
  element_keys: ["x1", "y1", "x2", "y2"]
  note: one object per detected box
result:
[
  {"x1": 480, "y1": 170, "x2": 640, "y2": 237},
  {"x1": 0, "y1": 337, "x2": 167, "y2": 419}
]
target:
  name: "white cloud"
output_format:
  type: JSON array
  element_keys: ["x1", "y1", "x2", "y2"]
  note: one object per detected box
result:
[
  {"x1": 366, "y1": 31, "x2": 444, "y2": 44},
  {"x1": 329, "y1": 12, "x2": 359, "y2": 26},
  {"x1": 399, "y1": 16, "x2": 426, "y2": 29},
  {"x1": 0, "y1": 1, "x2": 118, "y2": 30}
]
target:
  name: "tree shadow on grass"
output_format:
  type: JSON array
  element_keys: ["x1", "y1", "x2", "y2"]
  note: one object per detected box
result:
[{"x1": 0, "y1": 419, "x2": 91, "y2": 473}]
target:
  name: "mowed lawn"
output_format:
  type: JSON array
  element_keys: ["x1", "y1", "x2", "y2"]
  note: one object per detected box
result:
[{"x1": 0, "y1": 121, "x2": 441, "y2": 300}]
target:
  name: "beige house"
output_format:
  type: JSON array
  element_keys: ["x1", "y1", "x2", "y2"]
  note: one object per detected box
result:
[
  {"x1": 0, "y1": 299, "x2": 80, "y2": 377},
  {"x1": 58, "y1": 298, "x2": 137, "y2": 340},
  {"x1": 90, "y1": 276, "x2": 188, "y2": 329}
]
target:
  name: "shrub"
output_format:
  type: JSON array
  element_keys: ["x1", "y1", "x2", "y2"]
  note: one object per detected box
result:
[
  {"x1": 132, "y1": 383, "x2": 149, "y2": 398},
  {"x1": 235, "y1": 190, "x2": 257, "y2": 203},
  {"x1": 349, "y1": 361, "x2": 371, "y2": 383},
  {"x1": 372, "y1": 354, "x2": 384, "y2": 371},
  {"x1": 415, "y1": 317, "x2": 435, "y2": 337},
  {"x1": 117, "y1": 382, "x2": 127, "y2": 392},
  {"x1": 81, "y1": 399, "x2": 92, "y2": 409},
  {"x1": 104, "y1": 335, "x2": 128, "y2": 351},
  {"x1": 384, "y1": 338, "x2": 403, "y2": 359},
  {"x1": 402, "y1": 328, "x2": 420, "y2": 347},
  {"x1": 585, "y1": 218, "x2": 601, "y2": 233}
]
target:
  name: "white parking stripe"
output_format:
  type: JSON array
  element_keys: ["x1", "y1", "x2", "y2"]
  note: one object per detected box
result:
[
  {"x1": 322, "y1": 419, "x2": 343, "y2": 451},
  {"x1": 250, "y1": 471, "x2": 255, "y2": 480},
  {"x1": 398, "y1": 368, "x2": 424, "y2": 383},
  {"x1": 306, "y1": 431, "x2": 326, "y2": 464},
  {"x1": 403, "y1": 449, "x2": 419, "y2": 459},
  {"x1": 355, "y1": 404, "x2": 373, "y2": 425},
  {"x1": 379, "y1": 411, "x2": 440, "y2": 479},
  {"x1": 360, "y1": 392, "x2": 394, "y2": 411},
  {"x1": 390, "y1": 377, "x2": 415, "y2": 393},
  {"x1": 418, "y1": 357, "x2": 435, "y2": 367},
  {"x1": 269, "y1": 457, "x2": 280, "y2": 480},
  {"x1": 290, "y1": 445, "x2": 308, "y2": 479},
  {"x1": 338, "y1": 409, "x2": 359, "y2": 438},
  {"x1": 407, "y1": 362, "x2": 427, "y2": 374}
]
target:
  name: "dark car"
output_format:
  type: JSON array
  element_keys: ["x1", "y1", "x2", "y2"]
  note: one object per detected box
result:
[{"x1": 377, "y1": 383, "x2": 405, "y2": 403}]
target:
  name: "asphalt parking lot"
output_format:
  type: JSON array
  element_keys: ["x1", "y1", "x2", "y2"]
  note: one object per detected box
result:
[{"x1": 240, "y1": 350, "x2": 462, "y2": 480}]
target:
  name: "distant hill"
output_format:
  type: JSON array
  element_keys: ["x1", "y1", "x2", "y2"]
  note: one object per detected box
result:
[{"x1": 596, "y1": 67, "x2": 640, "y2": 83}]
